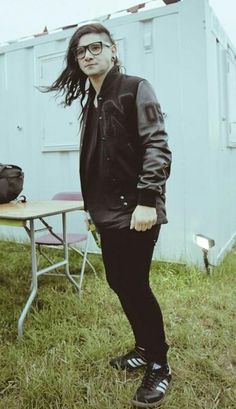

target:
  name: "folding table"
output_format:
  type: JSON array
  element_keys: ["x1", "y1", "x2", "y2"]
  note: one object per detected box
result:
[{"x1": 0, "y1": 200, "x2": 83, "y2": 337}]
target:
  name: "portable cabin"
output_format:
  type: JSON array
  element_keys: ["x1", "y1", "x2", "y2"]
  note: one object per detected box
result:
[{"x1": 0, "y1": 0, "x2": 236, "y2": 267}]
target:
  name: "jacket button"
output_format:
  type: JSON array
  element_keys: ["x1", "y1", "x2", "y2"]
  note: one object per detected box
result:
[
  {"x1": 120, "y1": 195, "x2": 124, "y2": 199},
  {"x1": 123, "y1": 202, "x2": 128, "y2": 206},
  {"x1": 99, "y1": 116, "x2": 102, "y2": 120}
]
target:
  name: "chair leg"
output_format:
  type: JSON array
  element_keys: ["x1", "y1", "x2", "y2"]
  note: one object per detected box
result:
[
  {"x1": 37, "y1": 244, "x2": 59, "y2": 268},
  {"x1": 69, "y1": 240, "x2": 97, "y2": 276},
  {"x1": 63, "y1": 262, "x2": 81, "y2": 294},
  {"x1": 36, "y1": 238, "x2": 97, "y2": 295},
  {"x1": 36, "y1": 244, "x2": 81, "y2": 293}
]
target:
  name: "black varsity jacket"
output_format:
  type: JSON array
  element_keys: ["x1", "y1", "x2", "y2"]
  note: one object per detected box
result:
[{"x1": 79, "y1": 66, "x2": 172, "y2": 225}]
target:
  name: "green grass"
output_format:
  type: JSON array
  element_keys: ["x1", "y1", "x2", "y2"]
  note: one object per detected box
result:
[{"x1": 0, "y1": 240, "x2": 235, "y2": 409}]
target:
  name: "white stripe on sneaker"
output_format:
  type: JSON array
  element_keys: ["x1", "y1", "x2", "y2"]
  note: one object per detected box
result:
[
  {"x1": 156, "y1": 378, "x2": 170, "y2": 393},
  {"x1": 128, "y1": 358, "x2": 142, "y2": 367},
  {"x1": 137, "y1": 358, "x2": 146, "y2": 365},
  {"x1": 160, "y1": 379, "x2": 169, "y2": 387},
  {"x1": 127, "y1": 357, "x2": 146, "y2": 368},
  {"x1": 156, "y1": 385, "x2": 166, "y2": 394},
  {"x1": 133, "y1": 358, "x2": 142, "y2": 366},
  {"x1": 127, "y1": 359, "x2": 137, "y2": 367},
  {"x1": 159, "y1": 383, "x2": 166, "y2": 389}
]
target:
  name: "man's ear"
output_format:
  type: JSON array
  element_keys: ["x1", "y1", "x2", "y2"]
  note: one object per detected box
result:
[{"x1": 111, "y1": 44, "x2": 117, "y2": 59}]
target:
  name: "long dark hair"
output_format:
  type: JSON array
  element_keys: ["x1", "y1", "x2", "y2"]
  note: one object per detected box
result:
[{"x1": 41, "y1": 23, "x2": 120, "y2": 112}]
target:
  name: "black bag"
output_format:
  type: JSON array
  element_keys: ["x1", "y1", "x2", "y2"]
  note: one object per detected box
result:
[{"x1": 0, "y1": 164, "x2": 24, "y2": 204}]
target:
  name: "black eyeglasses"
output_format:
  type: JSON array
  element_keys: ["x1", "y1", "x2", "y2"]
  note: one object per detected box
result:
[{"x1": 75, "y1": 41, "x2": 112, "y2": 60}]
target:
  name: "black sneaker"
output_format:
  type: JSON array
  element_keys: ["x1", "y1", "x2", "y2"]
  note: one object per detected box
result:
[
  {"x1": 110, "y1": 347, "x2": 147, "y2": 371},
  {"x1": 132, "y1": 362, "x2": 172, "y2": 407}
]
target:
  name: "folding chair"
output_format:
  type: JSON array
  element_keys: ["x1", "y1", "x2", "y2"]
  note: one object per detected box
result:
[{"x1": 35, "y1": 192, "x2": 96, "y2": 293}]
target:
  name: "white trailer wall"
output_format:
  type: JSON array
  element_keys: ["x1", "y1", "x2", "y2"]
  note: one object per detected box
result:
[{"x1": 0, "y1": 0, "x2": 236, "y2": 266}]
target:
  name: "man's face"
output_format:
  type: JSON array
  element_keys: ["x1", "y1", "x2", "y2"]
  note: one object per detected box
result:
[{"x1": 76, "y1": 33, "x2": 116, "y2": 79}]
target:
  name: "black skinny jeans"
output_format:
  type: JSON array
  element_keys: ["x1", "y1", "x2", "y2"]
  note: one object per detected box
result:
[{"x1": 100, "y1": 225, "x2": 169, "y2": 364}]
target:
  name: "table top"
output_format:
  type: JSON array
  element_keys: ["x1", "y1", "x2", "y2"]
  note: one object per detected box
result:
[{"x1": 0, "y1": 200, "x2": 84, "y2": 220}]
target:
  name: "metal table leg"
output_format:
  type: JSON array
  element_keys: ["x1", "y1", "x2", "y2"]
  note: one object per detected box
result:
[
  {"x1": 18, "y1": 212, "x2": 81, "y2": 337},
  {"x1": 62, "y1": 212, "x2": 80, "y2": 293},
  {"x1": 18, "y1": 219, "x2": 38, "y2": 337}
]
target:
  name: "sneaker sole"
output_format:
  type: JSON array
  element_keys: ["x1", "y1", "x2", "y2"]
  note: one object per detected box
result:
[{"x1": 131, "y1": 398, "x2": 164, "y2": 408}]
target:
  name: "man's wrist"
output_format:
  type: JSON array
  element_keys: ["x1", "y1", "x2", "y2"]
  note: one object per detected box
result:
[{"x1": 137, "y1": 190, "x2": 157, "y2": 207}]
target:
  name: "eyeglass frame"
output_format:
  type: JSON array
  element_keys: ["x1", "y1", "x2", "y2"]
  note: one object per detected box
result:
[{"x1": 75, "y1": 41, "x2": 113, "y2": 60}]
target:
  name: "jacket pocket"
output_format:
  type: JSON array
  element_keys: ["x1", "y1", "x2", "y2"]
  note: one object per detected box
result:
[{"x1": 109, "y1": 141, "x2": 141, "y2": 182}]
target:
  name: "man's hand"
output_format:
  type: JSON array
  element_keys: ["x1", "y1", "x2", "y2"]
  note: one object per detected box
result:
[{"x1": 130, "y1": 205, "x2": 157, "y2": 231}]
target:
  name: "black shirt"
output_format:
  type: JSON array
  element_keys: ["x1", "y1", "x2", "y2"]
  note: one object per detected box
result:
[{"x1": 81, "y1": 103, "x2": 133, "y2": 230}]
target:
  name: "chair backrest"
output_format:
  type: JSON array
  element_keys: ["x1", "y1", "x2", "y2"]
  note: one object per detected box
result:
[{"x1": 52, "y1": 192, "x2": 83, "y2": 201}]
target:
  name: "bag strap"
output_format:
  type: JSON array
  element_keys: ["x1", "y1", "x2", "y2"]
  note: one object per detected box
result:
[{"x1": 0, "y1": 164, "x2": 23, "y2": 176}]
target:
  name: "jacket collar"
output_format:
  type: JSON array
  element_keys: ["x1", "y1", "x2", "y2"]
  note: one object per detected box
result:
[{"x1": 89, "y1": 65, "x2": 120, "y2": 98}]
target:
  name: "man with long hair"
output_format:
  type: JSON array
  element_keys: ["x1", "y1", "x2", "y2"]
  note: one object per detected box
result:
[{"x1": 45, "y1": 23, "x2": 172, "y2": 408}]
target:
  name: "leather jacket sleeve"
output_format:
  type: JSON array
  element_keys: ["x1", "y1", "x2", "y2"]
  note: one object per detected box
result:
[{"x1": 136, "y1": 80, "x2": 172, "y2": 207}]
